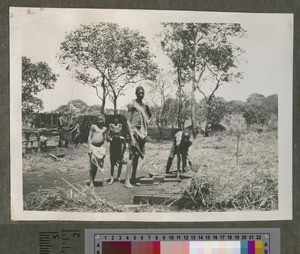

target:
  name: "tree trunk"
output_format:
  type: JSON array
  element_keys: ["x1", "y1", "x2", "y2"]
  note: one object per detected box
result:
[
  {"x1": 190, "y1": 37, "x2": 197, "y2": 138},
  {"x1": 113, "y1": 97, "x2": 117, "y2": 115},
  {"x1": 204, "y1": 106, "x2": 211, "y2": 137},
  {"x1": 191, "y1": 92, "x2": 196, "y2": 137},
  {"x1": 177, "y1": 103, "x2": 183, "y2": 130},
  {"x1": 158, "y1": 124, "x2": 163, "y2": 140},
  {"x1": 101, "y1": 82, "x2": 106, "y2": 115},
  {"x1": 177, "y1": 68, "x2": 183, "y2": 130}
]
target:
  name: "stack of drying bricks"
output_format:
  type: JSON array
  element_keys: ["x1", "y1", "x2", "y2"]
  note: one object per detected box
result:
[{"x1": 133, "y1": 171, "x2": 193, "y2": 206}]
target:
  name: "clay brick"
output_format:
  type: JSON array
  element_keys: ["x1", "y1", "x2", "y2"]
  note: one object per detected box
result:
[
  {"x1": 164, "y1": 173, "x2": 177, "y2": 179},
  {"x1": 139, "y1": 177, "x2": 154, "y2": 185},
  {"x1": 163, "y1": 178, "x2": 182, "y2": 183},
  {"x1": 149, "y1": 172, "x2": 159, "y2": 178},
  {"x1": 153, "y1": 176, "x2": 164, "y2": 183},
  {"x1": 179, "y1": 173, "x2": 193, "y2": 179}
]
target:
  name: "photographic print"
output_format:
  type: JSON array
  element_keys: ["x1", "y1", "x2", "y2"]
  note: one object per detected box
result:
[{"x1": 10, "y1": 8, "x2": 293, "y2": 221}]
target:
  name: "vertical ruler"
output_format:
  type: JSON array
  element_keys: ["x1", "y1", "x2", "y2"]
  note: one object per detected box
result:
[
  {"x1": 39, "y1": 230, "x2": 83, "y2": 254},
  {"x1": 39, "y1": 231, "x2": 60, "y2": 254}
]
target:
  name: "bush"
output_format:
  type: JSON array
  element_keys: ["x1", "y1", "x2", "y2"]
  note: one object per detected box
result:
[{"x1": 223, "y1": 114, "x2": 247, "y2": 136}]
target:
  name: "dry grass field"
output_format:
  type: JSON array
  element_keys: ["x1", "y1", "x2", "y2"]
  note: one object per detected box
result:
[{"x1": 23, "y1": 130, "x2": 278, "y2": 213}]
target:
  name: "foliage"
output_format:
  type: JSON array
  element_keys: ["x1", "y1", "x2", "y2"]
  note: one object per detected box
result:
[
  {"x1": 160, "y1": 95, "x2": 191, "y2": 128},
  {"x1": 87, "y1": 104, "x2": 102, "y2": 115},
  {"x1": 58, "y1": 23, "x2": 158, "y2": 114},
  {"x1": 22, "y1": 96, "x2": 44, "y2": 114},
  {"x1": 223, "y1": 113, "x2": 247, "y2": 136},
  {"x1": 264, "y1": 94, "x2": 278, "y2": 116},
  {"x1": 68, "y1": 99, "x2": 89, "y2": 115},
  {"x1": 267, "y1": 114, "x2": 278, "y2": 131},
  {"x1": 197, "y1": 97, "x2": 227, "y2": 127},
  {"x1": 243, "y1": 93, "x2": 267, "y2": 125},
  {"x1": 159, "y1": 23, "x2": 246, "y2": 136},
  {"x1": 22, "y1": 56, "x2": 57, "y2": 113},
  {"x1": 148, "y1": 70, "x2": 174, "y2": 132},
  {"x1": 226, "y1": 100, "x2": 245, "y2": 115},
  {"x1": 54, "y1": 99, "x2": 89, "y2": 118},
  {"x1": 243, "y1": 93, "x2": 278, "y2": 126}
]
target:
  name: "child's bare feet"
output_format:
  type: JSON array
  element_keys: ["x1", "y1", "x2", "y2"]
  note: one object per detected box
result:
[
  {"x1": 109, "y1": 177, "x2": 114, "y2": 185},
  {"x1": 124, "y1": 181, "x2": 134, "y2": 188}
]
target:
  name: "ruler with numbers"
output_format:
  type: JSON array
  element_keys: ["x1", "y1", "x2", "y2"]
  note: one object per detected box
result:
[{"x1": 39, "y1": 229, "x2": 82, "y2": 254}]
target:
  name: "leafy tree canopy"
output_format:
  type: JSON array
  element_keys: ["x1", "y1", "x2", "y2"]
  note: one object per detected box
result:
[
  {"x1": 160, "y1": 23, "x2": 245, "y2": 96},
  {"x1": 22, "y1": 96, "x2": 44, "y2": 114},
  {"x1": 243, "y1": 93, "x2": 278, "y2": 126},
  {"x1": 22, "y1": 56, "x2": 58, "y2": 102},
  {"x1": 54, "y1": 99, "x2": 89, "y2": 116},
  {"x1": 58, "y1": 23, "x2": 158, "y2": 114},
  {"x1": 159, "y1": 23, "x2": 246, "y2": 135}
]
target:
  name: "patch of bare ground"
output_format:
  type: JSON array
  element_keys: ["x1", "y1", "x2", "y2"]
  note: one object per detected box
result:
[{"x1": 23, "y1": 131, "x2": 278, "y2": 212}]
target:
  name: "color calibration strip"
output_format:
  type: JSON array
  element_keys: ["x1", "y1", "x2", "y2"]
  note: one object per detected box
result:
[
  {"x1": 87, "y1": 230, "x2": 276, "y2": 254},
  {"x1": 100, "y1": 240, "x2": 263, "y2": 254}
]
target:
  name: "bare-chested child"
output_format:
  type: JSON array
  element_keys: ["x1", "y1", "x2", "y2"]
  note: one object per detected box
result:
[
  {"x1": 165, "y1": 130, "x2": 193, "y2": 178},
  {"x1": 107, "y1": 118, "x2": 126, "y2": 184},
  {"x1": 88, "y1": 115, "x2": 107, "y2": 187}
]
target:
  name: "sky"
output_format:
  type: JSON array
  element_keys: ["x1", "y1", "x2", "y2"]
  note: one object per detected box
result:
[{"x1": 10, "y1": 8, "x2": 293, "y2": 112}]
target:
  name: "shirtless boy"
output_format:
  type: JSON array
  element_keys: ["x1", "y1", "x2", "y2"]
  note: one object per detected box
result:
[
  {"x1": 165, "y1": 130, "x2": 193, "y2": 178},
  {"x1": 107, "y1": 118, "x2": 126, "y2": 184},
  {"x1": 88, "y1": 115, "x2": 107, "y2": 187}
]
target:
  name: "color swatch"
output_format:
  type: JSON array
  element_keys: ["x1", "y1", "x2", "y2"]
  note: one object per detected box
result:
[{"x1": 102, "y1": 240, "x2": 263, "y2": 254}]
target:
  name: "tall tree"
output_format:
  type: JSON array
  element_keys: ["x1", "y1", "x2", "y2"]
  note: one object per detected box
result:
[
  {"x1": 58, "y1": 23, "x2": 157, "y2": 115},
  {"x1": 163, "y1": 95, "x2": 191, "y2": 129},
  {"x1": 148, "y1": 70, "x2": 173, "y2": 137},
  {"x1": 243, "y1": 93, "x2": 268, "y2": 126},
  {"x1": 198, "y1": 97, "x2": 227, "y2": 130},
  {"x1": 160, "y1": 24, "x2": 189, "y2": 129},
  {"x1": 22, "y1": 56, "x2": 57, "y2": 113},
  {"x1": 160, "y1": 23, "x2": 245, "y2": 136},
  {"x1": 264, "y1": 94, "x2": 278, "y2": 116}
]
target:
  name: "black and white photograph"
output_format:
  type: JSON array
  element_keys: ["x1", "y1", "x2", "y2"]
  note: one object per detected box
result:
[{"x1": 10, "y1": 8, "x2": 292, "y2": 221}]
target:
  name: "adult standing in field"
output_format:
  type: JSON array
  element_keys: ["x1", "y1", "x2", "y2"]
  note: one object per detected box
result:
[
  {"x1": 58, "y1": 113, "x2": 70, "y2": 148},
  {"x1": 70, "y1": 118, "x2": 81, "y2": 147},
  {"x1": 88, "y1": 115, "x2": 107, "y2": 187},
  {"x1": 125, "y1": 86, "x2": 152, "y2": 188}
]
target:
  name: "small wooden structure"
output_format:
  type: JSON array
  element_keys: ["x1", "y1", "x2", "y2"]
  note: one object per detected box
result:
[{"x1": 33, "y1": 113, "x2": 60, "y2": 128}]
